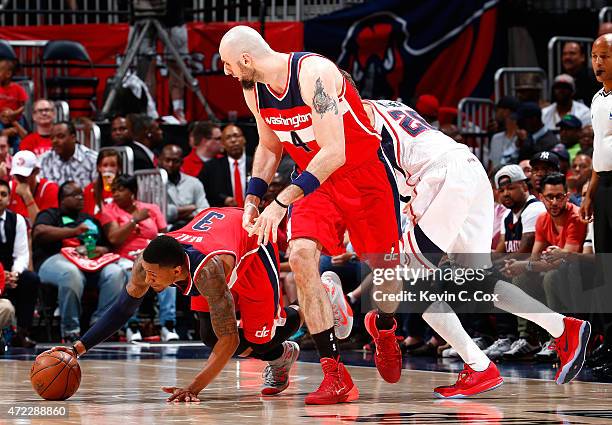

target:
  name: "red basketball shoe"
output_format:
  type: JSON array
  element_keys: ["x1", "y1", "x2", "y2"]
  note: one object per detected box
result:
[
  {"x1": 304, "y1": 357, "x2": 359, "y2": 405},
  {"x1": 433, "y1": 362, "x2": 503, "y2": 399},
  {"x1": 364, "y1": 310, "x2": 402, "y2": 383},
  {"x1": 552, "y1": 317, "x2": 591, "y2": 384}
]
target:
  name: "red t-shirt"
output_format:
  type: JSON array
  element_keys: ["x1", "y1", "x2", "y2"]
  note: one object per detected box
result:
[
  {"x1": 181, "y1": 150, "x2": 206, "y2": 177},
  {"x1": 83, "y1": 182, "x2": 113, "y2": 218},
  {"x1": 99, "y1": 200, "x2": 167, "y2": 260},
  {"x1": 9, "y1": 177, "x2": 59, "y2": 220},
  {"x1": 19, "y1": 133, "x2": 52, "y2": 157},
  {"x1": 535, "y1": 203, "x2": 587, "y2": 249},
  {"x1": 0, "y1": 83, "x2": 27, "y2": 115}
]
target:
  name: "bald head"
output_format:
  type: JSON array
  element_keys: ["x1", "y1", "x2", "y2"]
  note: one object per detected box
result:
[
  {"x1": 592, "y1": 34, "x2": 612, "y2": 87},
  {"x1": 219, "y1": 26, "x2": 274, "y2": 90}
]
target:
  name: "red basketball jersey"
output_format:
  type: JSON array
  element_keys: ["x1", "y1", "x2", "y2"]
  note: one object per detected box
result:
[
  {"x1": 166, "y1": 207, "x2": 271, "y2": 296},
  {"x1": 255, "y1": 52, "x2": 381, "y2": 175}
]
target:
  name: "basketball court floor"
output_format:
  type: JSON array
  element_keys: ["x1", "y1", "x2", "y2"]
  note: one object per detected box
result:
[{"x1": 2, "y1": 343, "x2": 611, "y2": 424}]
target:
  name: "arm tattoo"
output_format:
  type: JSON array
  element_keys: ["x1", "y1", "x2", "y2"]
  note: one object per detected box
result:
[
  {"x1": 194, "y1": 256, "x2": 238, "y2": 338},
  {"x1": 312, "y1": 77, "x2": 338, "y2": 119}
]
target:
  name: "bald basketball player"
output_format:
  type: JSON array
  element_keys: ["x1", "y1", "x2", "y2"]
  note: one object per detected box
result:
[{"x1": 219, "y1": 26, "x2": 403, "y2": 404}]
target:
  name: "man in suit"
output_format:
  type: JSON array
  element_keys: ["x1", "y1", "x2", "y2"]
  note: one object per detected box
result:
[
  {"x1": 124, "y1": 114, "x2": 164, "y2": 170},
  {"x1": 199, "y1": 124, "x2": 252, "y2": 207}
]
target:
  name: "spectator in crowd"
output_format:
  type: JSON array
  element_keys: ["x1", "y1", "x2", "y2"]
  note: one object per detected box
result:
[
  {"x1": 0, "y1": 106, "x2": 27, "y2": 151},
  {"x1": 529, "y1": 151, "x2": 561, "y2": 193},
  {"x1": 181, "y1": 121, "x2": 222, "y2": 177},
  {"x1": 40, "y1": 121, "x2": 97, "y2": 188},
  {"x1": 110, "y1": 115, "x2": 131, "y2": 147},
  {"x1": 124, "y1": 114, "x2": 163, "y2": 170},
  {"x1": 516, "y1": 102, "x2": 558, "y2": 160},
  {"x1": 561, "y1": 41, "x2": 599, "y2": 106},
  {"x1": 199, "y1": 124, "x2": 252, "y2": 207},
  {"x1": 567, "y1": 153, "x2": 592, "y2": 206},
  {"x1": 579, "y1": 124, "x2": 594, "y2": 157},
  {"x1": 158, "y1": 144, "x2": 209, "y2": 230},
  {"x1": 541, "y1": 74, "x2": 591, "y2": 131},
  {"x1": 514, "y1": 73, "x2": 545, "y2": 105},
  {"x1": 0, "y1": 136, "x2": 11, "y2": 181},
  {"x1": 489, "y1": 96, "x2": 520, "y2": 169},
  {"x1": 9, "y1": 150, "x2": 58, "y2": 223},
  {"x1": 20, "y1": 99, "x2": 56, "y2": 156},
  {"x1": 552, "y1": 143, "x2": 571, "y2": 175},
  {"x1": 415, "y1": 94, "x2": 439, "y2": 128},
  {"x1": 83, "y1": 150, "x2": 122, "y2": 217},
  {"x1": 599, "y1": 22, "x2": 612, "y2": 36},
  {"x1": 0, "y1": 59, "x2": 27, "y2": 151},
  {"x1": 439, "y1": 123, "x2": 464, "y2": 143},
  {"x1": 0, "y1": 262, "x2": 15, "y2": 351},
  {"x1": 99, "y1": 175, "x2": 176, "y2": 342},
  {"x1": 555, "y1": 115, "x2": 583, "y2": 163},
  {"x1": 495, "y1": 165, "x2": 547, "y2": 255},
  {"x1": 32, "y1": 181, "x2": 125, "y2": 343},
  {"x1": 0, "y1": 179, "x2": 40, "y2": 347},
  {"x1": 519, "y1": 159, "x2": 532, "y2": 179}
]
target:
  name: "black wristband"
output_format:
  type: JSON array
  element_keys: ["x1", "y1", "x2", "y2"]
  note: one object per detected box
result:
[
  {"x1": 274, "y1": 198, "x2": 289, "y2": 209},
  {"x1": 70, "y1": 345, "x2": 80, "y2": 358}
]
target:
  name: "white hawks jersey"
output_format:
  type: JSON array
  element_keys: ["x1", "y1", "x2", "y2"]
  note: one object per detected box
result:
[{"x1": 365, "y1": 99, "x2": 470, "y2": 190}]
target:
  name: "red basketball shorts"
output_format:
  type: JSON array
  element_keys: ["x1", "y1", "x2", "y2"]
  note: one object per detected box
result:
[
  {"x1": 190, "y1": 243, "x2": 286, "y2": 344},
  {"x1": 287, "y1": 158, "x2": 401, "y2": 257}
]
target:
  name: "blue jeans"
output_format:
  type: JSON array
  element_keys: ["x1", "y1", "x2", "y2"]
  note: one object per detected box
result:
[
  {"x1": 117, "y1": 258, "x2": 176, "y2": 326},
  {"x1": 39, "y1": 254, "x2": 126, "y2": 337}
]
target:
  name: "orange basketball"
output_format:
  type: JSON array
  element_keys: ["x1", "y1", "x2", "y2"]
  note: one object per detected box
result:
[{"x1": 30, "y1": 350, "x2": 81, "y2": 400}]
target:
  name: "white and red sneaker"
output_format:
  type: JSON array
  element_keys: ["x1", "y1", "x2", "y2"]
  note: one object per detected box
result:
[
  {"x1": 261, "y1": 341, "x2": 300, "y2": 395},
  {"x1": 552, "y1": 317, "x2": 591, "y2": 384},
  {"x1": 434, "y1": 362, "x2": 503, "y2": 399},
  {"x1": 364, "y1": 310, "x2": 402, "y2": 383},
  {"x1": 321, "y1": 271, "x2": 354, "y2": 340},
  {"x1": 304, "y1": 357, "x2": 359, "y2": 405}
]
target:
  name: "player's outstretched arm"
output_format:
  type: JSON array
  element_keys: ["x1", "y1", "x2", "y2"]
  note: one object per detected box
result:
[
  {"x1": 50, "y1": 255, "x2": 150, "y2": 358},
  {"x1": 163, "y1": 256, "x2": 239, "y2": 402}
]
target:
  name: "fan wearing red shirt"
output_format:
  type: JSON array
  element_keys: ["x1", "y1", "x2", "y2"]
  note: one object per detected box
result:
[
  {"x1": 181, "y1": 121, "x2": 222, "y2": 177},
  {"x1": 83, "y1": 150, "x2": 121, "y2": 218},
  {"x1": 0, "y1": 60, "x2": 26, "y2": 120},
  {"x1": 534, "y1": 173, "x2": 587, "y2": 254},
  {"x1": 19, "y1": 99, "x2": 55, "y2": 157},
  {"x1": 9, "y1": 150, "x2": 58, "y2": 223}
]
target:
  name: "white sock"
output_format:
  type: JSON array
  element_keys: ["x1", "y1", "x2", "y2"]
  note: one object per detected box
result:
[
  {"x1": 172, "y1": 99, "x2": 184, "y2": 112},
  {"x1": 422, "y1": 301, "x2": 490, "y2": 372},
  {"x1": 493, "y1": 280, "x2": 565, "y2": 338}
]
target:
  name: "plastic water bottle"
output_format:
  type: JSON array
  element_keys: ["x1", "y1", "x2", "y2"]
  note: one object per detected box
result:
[{"x1": 83, "y1": 233, "x2": 97, "y2": 259}]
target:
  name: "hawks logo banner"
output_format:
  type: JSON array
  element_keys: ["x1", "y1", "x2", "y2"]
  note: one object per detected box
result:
[{"x1": 304, "y1": 0, "x2": 503, "y2": 106}]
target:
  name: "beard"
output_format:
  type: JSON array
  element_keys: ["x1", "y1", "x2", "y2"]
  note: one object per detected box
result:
[{"x1": 241, "y1": 78, "x2": 255, "y2": 90}]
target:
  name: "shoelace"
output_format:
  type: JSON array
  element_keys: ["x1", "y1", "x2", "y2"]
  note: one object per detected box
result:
[
  {"x1": 376, "y1": 332, "x2": 400, "y2": 359},
  {"x1": 312, "y1": 361, "x2": 340, "y2": 393},
  {"x1": 263, "y1": 364, "x2": 288, "y2": 387},
  {"x1": 456, "y1": 366, "x2": 474, "y2": 384}
]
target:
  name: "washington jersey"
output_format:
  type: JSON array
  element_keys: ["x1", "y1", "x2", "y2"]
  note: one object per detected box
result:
[
  {"x1": 366, "y1": 99, "x2": 470, "y2": 186},
  {"x1": 255, "y1": 52, "x2": 381, "y2": 174},
  {"x1": 166, "y1": 207, "x2": 279, "y2": 297}
]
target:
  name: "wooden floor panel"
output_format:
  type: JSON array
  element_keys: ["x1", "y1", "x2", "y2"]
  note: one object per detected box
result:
[{"x1": 1, "y1": 358, "x2": 611, "y2": 424}]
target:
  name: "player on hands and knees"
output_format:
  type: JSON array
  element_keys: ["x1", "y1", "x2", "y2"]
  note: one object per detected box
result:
[
  {"x1": 48, "y1": 208, "x2": 353, "y2": 401},
  {"x1": 361, "y1": 98, "x2": 590, "y2": 398},
  {"x1": 219, "y1": 26, "x2": 402, "y2": 404}
]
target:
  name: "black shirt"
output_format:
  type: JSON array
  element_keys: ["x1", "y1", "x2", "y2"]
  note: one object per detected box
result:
[{"x1": 32, "y1": 208, "x2": 109, "y2": 271}]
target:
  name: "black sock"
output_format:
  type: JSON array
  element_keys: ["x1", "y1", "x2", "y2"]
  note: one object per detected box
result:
[
  {"x1": 375, "y1": 312, "x2": 395, "y2": 330},
  {"x1": 164, "y1": 320, "x2": 175, "y2": 331},
  {"x1": 312, "y1": 327, "x2": 339, "y2": 360},
  {"x1": 258, "y1": 344, "x2": 285, "y2": 361}
]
